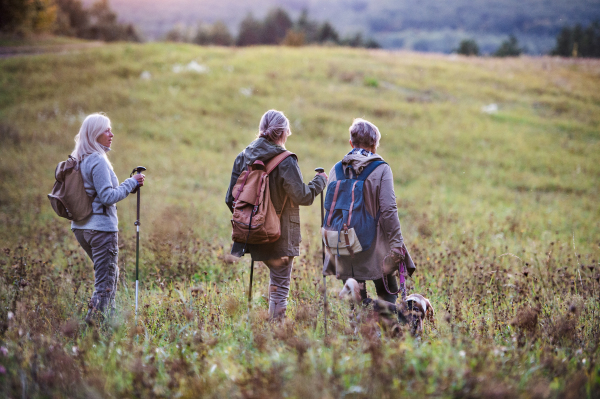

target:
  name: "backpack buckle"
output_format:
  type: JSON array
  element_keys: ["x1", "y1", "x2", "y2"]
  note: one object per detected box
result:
[
  {"x1": 342, "y1": 224, "x2": 355, "y2": 257},
  {"x1": 343, "y1": 224, "x2": 349, "y2": 245}
]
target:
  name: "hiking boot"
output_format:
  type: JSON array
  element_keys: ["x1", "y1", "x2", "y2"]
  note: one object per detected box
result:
[{"x1": 84, "y1": 310, "x2": 104, "y2": 327}]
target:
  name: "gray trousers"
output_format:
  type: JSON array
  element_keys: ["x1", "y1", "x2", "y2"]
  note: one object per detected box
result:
[
  {"x1": 73, "y1": 229, "x2": 119, "y2": 318},
  {"x1": 264, "y1": 256, "x2": 294, "y2": 319}
]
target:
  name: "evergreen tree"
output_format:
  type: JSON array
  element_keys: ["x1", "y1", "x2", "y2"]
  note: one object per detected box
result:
[
  {"x1": 193, "y1": 23, "x2": 211, "y2": 45},
  {"x1": 196, "y1": 21, "x2": 232, "y2": 46},
  {"x1": 551, "y1": 21, "x2": 600, "y2": 57},
  {"x1": 54, "y1": 0, "x2": 89, "y2": 37},
  {"x1": 582, "y1": 21, "x2": 600, "y2": 57},
  {"x1": 166, "y1": 23, "x2": 192, "y2": 42},
  {"x1": 237, "y1": 13, "x2": 262, "y2": 46},
  {"x1": 316, "y1": 21, "x2": 339, "y2": 44},
  {"x1": 365, "y1": 38, "x2": 381, "y2": 49},
  {"x1": 210, "y1": 21, "x2": 233, "y2": 46},
  {"x1": 261, "y1": 8, "x2": 293, "y2": 44},
  {"x1": 296, "y1": 9, "x2": 318, "y2": 43},
  {"x1": 0, "y1": 0, "x2": 30, "y2": 33},
  {"x1": 0, "y1": 0, "x2": 57, "y2": 35},
  {"x1": 456, "y1": 39, "x2": 479, "y2": 55},
  {"x1": 342, "y1": 32, "x2": 363, "y2": 47},
  {"x1": 85, "y1": 0, "x2": 139, "y2": 41},
  {"x1": 494, "y1": 35, "x2": 523, "y2": 57},
  {"x1": 552, "y1": 26, "x2": 572, "y2": 56},
  {"x1": 572, "y1": 24, "x2": 583, "y2": 56}
]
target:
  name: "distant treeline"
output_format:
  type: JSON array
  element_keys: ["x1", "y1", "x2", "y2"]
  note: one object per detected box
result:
[
  {"x1": 551, "y1": 22, "x2": 600, "y2": 58},
  {"x1": 455, "y1": 35, "x2": 524, "y2": 57},
  {"x1": 166, "y1": 9, "x2": 380, "y2": 49},
  {"x1": 456, "y1": 21, "x2": 600, "y2": 58},
  {"x1": 0, "y1": 0, "x2": 139, "y2": 42}
]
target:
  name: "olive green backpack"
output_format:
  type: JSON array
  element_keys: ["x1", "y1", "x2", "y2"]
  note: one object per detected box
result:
[{"x1": 48, "y1": 156, "x2": 95, "y2": 221}]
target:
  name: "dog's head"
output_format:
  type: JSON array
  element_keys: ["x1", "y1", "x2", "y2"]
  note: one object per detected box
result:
[
  {"x1": 339, "y1": 278, "x2": 362, "y2": 303},
  {"x1": 404, "y1": 294, "x2": 435, "y2": 335}
]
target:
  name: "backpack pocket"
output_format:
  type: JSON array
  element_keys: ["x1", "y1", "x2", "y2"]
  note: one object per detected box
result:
[
  {"x1": 322, "y1": 227, "x2": 363, "y2": 256},
  {"x1": 48, "y1": 194, "x2": 73, "y2": 220}
]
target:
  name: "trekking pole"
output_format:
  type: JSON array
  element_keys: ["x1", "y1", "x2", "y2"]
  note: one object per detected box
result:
[
  {"x1": 315, "y1": 167, "x2": 327, "y2": 336},
  {"x1": 247, "y1": 259, "x2": 254, "y2": 321},
  {"x1": 130, "y1": 166, "x2": 147, "y2": 324}
]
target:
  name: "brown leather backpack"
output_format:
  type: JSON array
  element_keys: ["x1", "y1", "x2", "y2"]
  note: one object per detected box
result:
[
  {"x1": 231, "y1": 151, "x2": 294, "y2": 246},
  {"x1": 48, "y1": 156, "x2": 95, "y2": 221}
]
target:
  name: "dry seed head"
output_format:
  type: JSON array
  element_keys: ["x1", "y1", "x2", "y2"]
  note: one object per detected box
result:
[{"x1": 569, "y1": 303, "x2": 578, "y2": 313}]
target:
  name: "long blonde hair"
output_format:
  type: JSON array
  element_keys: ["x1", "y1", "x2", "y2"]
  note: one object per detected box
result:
[{"x1": 71, "y1": 113, "x2": 113, "y2": 169}]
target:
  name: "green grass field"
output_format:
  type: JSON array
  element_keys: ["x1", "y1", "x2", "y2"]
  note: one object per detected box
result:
[{"x1": 0, "y1": 43, "x2": 599, "y2": 398}]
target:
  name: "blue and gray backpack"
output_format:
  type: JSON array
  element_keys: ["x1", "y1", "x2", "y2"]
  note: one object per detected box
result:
[{"x1": 321, "y1": 160, "x2": 387, "y2": 257}]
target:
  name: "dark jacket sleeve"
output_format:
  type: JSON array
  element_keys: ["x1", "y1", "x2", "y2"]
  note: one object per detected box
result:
[
  {"x1": 225, "y1": 152, "x2": 245, "y2": 213},
  {"x1": 278, "y1": 156, "x2": 326, "y2": 206}
]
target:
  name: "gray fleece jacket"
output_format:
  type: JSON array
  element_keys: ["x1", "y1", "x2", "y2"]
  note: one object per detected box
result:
[{"x1": 71, "y1": 152, "x2": 138, "y2": 232}]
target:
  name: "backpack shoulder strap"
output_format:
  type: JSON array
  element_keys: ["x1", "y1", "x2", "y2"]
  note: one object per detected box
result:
[
  {"x1": 356, "y1": 160, "x2": 387, "y2": 181},
  {"x1": 334, "y1": 161, "x2": 345, "y2": 180},
  {"x1": 265, "y1": 151, "x2": 295, "y2": 175}
]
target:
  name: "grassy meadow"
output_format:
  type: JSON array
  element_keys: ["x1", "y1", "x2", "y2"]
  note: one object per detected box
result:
[{"x1": 0, "y1": 43, "x2": 599, "y2": 397}]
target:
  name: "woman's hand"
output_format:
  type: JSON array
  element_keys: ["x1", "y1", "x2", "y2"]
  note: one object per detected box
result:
[
  {"x1": 133, "y1": 174, "x2": 145, "y2": 187},
  {"x1": 388, "y1": 247, "x2": 406, "y2": 265}
]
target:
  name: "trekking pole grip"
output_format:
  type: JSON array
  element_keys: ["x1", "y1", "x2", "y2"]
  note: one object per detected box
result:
[{"x1": 130, "y1": 166, "x2": 147, "y2": 194}]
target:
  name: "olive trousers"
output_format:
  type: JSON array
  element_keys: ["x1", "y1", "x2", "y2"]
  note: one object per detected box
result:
[
  {"x1": 73, "y1": 229, "x2": 119, "y2": 321},
  {"x1": 264, "y1": 256, "x2": 295, "y2": 319}
]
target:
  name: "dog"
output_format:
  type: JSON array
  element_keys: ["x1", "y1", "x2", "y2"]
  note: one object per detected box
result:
[
  {"x1": 339, "y1": 278, "x2": 435, "y2": 336},
  {"x1": 405, "y1": 293, "x2": 435, "y2": 334}
]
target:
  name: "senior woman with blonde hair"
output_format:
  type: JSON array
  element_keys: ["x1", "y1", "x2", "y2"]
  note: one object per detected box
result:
[
  {"x1": 323, "y1": 118, "x2": 416, "y2": 304},
  {"x1": 70, "y1": 113, "x2": 145, "y2": 325},
  {"x1": 226, "y1": 109, "x2": 327, "y2": 319}
]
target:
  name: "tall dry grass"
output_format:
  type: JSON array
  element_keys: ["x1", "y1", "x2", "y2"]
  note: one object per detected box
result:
[{"x1": 0, "y1": 44, "x2": 599, "y2": 397}]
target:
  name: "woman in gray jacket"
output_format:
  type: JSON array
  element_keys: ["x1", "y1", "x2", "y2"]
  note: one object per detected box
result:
[
  {"x1": 70, "y1": 113, "x2": 145, "y2": 324},
  {"x1": 226, "y1": 110, "x2": 327, "y2": 319}
]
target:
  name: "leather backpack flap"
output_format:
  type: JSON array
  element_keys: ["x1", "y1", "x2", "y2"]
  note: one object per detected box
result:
[
  {"x1": 261, "y1": 177, "x2": 282, "y2": 241},
  {"x1": 231, "y1": 169, "x2": 249, "y2": 203},
  {"x1": 250, "y1": 173, "x2": 270, "y2": 226},
  {"x1": 54, "y1": 159, "x2": 69, "y2": 182},
  {"x1": 230, "y1": 152, "x2": 295, "y2": 245},
  {"x1": 249, "y1": 152, "x2": 295, "y2": 244},
  {"x1": 235, "y1": 170, "x2": 266, "y2": 206}
]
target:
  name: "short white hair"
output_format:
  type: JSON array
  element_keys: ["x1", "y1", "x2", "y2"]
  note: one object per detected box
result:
[
  {"x1": 349, "y1": 118, "x2": 381, "y2": 149},
  {"x1": 71, "y1": 113, "x2": 113, "y2": 169}
]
